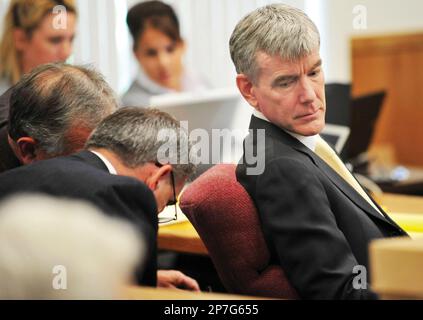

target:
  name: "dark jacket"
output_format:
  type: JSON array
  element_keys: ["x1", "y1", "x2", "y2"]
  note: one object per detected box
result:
[
  {"x1": 236, "y1": 116, "x2": 407, "y2": 299},
  {"x1": 0, "y1": 87, "x2": 11, "y2": 130},
  {"x1": 0, "y1": 150, "x2": 158, "y2": 286},
  {"x1": 0, "y1": 126, "x2": 20, "y2": 174}
]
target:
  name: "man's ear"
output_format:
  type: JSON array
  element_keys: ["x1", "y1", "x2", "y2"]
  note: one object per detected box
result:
[
  {"x1": 13, "y1": 28, "x2": 29, "y2": 51},
  {"x1": 236, "y1": 74, "x2": 259, "y2": 110},
  {"x1": 14, "y1": 137, "x2": 38, "y2": 165},
  {"x1": 145, "y1": 164, "x2": 172, "y2": 191}
]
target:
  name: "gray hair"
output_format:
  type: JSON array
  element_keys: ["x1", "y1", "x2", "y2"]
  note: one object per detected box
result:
[
  {"x1": 229, "y1": 3, "x2": 320, "y2": 83},
  {"x1": 8, "y1": 63, "x2": 118, "y2": 156},
  {"x1": 0, "y1": 194, "x2": 143, "y2": 299},
  {"x1": 86, "y1": 107, "x2": 196, "y2": 180}
]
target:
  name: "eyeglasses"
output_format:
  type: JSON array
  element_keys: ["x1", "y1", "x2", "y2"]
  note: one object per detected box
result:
[{"x1": 158, "y1": 170, "x2": 178, "y2": 224}]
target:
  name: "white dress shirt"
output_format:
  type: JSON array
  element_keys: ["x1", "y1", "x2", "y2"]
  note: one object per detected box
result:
[{"x1": 90, "y1": 150, "x2": 117, "y2": 175}]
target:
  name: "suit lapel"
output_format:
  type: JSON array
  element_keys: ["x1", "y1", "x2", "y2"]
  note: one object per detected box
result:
[
  {"x1": 296, "y1": 145, "x2": 395, "y2": 224},
  {"x1": 249, "y1": 116, "x2": 398, "y2": 228}
]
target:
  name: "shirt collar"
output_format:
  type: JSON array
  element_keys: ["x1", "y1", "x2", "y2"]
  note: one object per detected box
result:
[
  {"x1": 253, "y1": 109, "x2": 318, "y2": 152},
  {"x1": 253, "y1": 109, "x2": 270, "y2": 122},
  {"x1": 90, "y1": 150, "x2": 117, "y2": 175},
  {"x1": 288, "y1": 132, "x2": 318, "y2": 152}
]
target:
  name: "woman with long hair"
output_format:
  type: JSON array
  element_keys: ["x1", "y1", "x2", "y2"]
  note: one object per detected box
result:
[{"x1": 0, "y1": 0, "x2": 77, "y2": 95}]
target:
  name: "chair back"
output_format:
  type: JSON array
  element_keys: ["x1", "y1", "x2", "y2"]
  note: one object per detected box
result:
[{"x1": 180, "y1": 164, "x2": 298, "y2": 298}]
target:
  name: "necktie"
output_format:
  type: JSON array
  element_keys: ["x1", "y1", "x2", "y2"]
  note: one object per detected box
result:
[{"x1": 315, "y1": 136, "x2": 383, "y2": 216}]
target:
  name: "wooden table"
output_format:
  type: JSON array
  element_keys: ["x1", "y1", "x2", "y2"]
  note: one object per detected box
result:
[
  {"x1": 158, "y1": 220, "x2": 208, "y2": 255},
  {"x1": 379, "y1": 193, "x2": 423, "y2": 213},
  {"x1": 125, "y1": 286, "x2": 270, "y2": 300},
  {"x1": 158, "y1": 193, "x2": 423, "y2": 255}
]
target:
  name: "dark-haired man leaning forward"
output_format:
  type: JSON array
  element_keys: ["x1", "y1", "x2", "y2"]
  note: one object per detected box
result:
[{"x1": 231, "y1": 4, "x2": 407, "y2": 299}]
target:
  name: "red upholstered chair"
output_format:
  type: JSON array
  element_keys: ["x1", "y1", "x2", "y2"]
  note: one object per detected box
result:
[{"x1": 180, "y1": 164, "x2": 298, "y2": 299}]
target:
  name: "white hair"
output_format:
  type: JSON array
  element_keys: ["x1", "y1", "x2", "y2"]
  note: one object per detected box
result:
[{"x1": 0, "y1": 194, "x2": 144, "y2": 299}]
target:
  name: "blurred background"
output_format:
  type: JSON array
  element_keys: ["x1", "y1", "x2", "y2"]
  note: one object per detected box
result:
[
  {"x1": 2, "y1": 0, "x2": 422, "y2": 94},
  {"x1": 1, "y1": 0, "x2": 423, "y2": 189}
]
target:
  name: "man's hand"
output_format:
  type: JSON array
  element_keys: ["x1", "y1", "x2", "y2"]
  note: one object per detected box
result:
[{"x1": 157, "y1": 270, "x2": 200, "y2": 292}]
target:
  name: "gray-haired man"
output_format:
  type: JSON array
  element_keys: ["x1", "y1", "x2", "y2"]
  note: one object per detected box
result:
[
  {"x1": 0, "y1": 107, "x2": 200, "y2": 290},
  {"x1": 232, "y1": 4, "x2": 407, "y2": 299},
  {"x1": 0, "y1": 63, "x2": 117, "y2": 173}
]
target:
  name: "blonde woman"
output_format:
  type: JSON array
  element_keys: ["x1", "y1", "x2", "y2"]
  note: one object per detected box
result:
[{"x1": 0, "y1": 0, "x2": 77, "y2": 95}]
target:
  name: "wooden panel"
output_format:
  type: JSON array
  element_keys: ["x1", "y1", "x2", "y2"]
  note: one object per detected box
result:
[
  {"x1": 370, "y1": 238, "x2": 423, "y2": 299},
  {"x1": 351, "y1": 32, "x2": 423, "y2": 166}
]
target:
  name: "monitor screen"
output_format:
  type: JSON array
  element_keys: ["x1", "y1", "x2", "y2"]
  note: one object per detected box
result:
[
  {"x1": 321, "y1": 124, "x2": 350, "y2": 154},
  {"x1": 348, "y1": 91, "x2": 386, "y2": 160}
]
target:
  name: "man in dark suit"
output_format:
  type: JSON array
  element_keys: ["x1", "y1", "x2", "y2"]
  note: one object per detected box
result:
[
  {"x1": 0, "y1": 63, "x2": 117, "y2": 174},
  {"x1": 0, "y1": 62, "x2": 199, "y2": 290},
  {"x1": 0, "y1": 88, "x2": 19, "y2": 172},
  {"x1": 230, "y1": 4, "x2": 407, "y2": 299},
  {"x1": 0, "y1": 107, "x2": 199, "y2": 290}
]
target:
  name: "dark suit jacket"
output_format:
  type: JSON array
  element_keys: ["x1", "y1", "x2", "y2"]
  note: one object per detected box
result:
[
  {"x1": 236, "y1": 116, "x2": 407, "y2": 300},
  {"x1": 0, "y1": 88, "x2": 11, "y2": 130},
  {"x1": 0, "y1": 150, "x2": 158, "y2": 286},
  {"x1": 0, "y1": 126, "x2": 20, "y2": 174},
  {"x1": 0, "y1": 88, "x2": 20, "y2": 174}
]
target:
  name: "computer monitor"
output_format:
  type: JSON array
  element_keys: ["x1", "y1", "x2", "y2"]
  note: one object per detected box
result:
[
  {"x1": 149, "y1": 87, "x2": 252, "y2": 174},
  {"x1": 324, "y1": 83, "x2": 352, "y2": 159},
  {"x1": 347, "y1": 91, "x2": 386, "y2": 160},
  {"x1": 325, "y1": 83, "x2": 351, "y2": 127},
  {"x1": 321, "y1": 124, "x2": 350, "y2": 154}
]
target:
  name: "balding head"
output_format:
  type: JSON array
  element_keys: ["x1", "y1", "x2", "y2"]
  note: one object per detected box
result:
[{"x1": 8, "y1": 63, "x2": 118, "y2": 163}]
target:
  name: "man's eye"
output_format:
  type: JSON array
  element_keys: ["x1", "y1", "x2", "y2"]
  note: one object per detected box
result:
[
  {"x1": 309, "y1": 69, "x2": 321, "y2": 77},
  {"x1": 277, "y1": 80, "x2": 294, "y2": 88}
]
